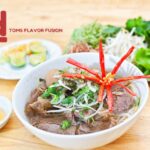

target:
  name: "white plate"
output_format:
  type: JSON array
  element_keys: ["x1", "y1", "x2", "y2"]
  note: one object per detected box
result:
[{"x1": 0, "y1": 39, "x2": 62, "y2": 80}]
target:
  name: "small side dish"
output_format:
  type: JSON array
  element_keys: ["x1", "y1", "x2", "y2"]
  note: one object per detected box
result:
[
  {"x1": 0, "y1": 96, "x2": 12, "y2": 129},
  {"x1": 0, "y1": 39, "x2": 62, "y2": 80},
  {"x1": 0, "y1": 41, "x2": 47, "y2": 67},
  {"x1": 25, "y1": 41, "x2": 150, "y2": 135}
]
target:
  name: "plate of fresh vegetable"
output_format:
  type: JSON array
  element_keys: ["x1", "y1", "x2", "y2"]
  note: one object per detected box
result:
[
  {"x1": 66, "y1": 17, "x2": 150, "y2": 76},
  {"x1": 0, "y1": 39, "x2": 62, "y2": 80}
]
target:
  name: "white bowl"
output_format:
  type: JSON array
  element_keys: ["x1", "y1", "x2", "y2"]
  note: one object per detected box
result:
[
  {"x1": 0, "y1": 96, "x2": 12, "y2": 129},
  {"x1": 12, "y1": 53, "x2": 149, "y2": 149}
]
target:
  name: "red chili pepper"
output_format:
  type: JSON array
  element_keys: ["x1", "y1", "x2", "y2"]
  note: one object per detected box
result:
[
  {"x1": 106, "y1": 85, "x2": 113, "y2": 112},
  {"x1": 115, "y1": 83, "x2": 136, "y2": 96},
  {"x1": 99, "y1": 40, "x2": 106, "y2": 78},
  {"x1": 111, "y1": 46, "x2": 135, "y2": 75},
  {"x1": 67, "y1": 58, "x2": 101, "y2": 79},
  {"x1": 112, "y1": 75, "x2": 150, "y2": 83},
  {"x1": 97, "y1": 84, "x2": 104, "y2": 102},
  {"x1": 62, "y1": 73, "x2": 101, "y2": 84},
  {"x1": 63, "y1": 41, "x2": 150, "y2": 113}
]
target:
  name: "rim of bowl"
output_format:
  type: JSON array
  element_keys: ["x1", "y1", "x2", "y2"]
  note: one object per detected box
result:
[
  {"x1": 0, "y1": 96, "x2": 12, "y2": 126},
  {"x1": 12, "y1": 52, "x2": 149, "y2": 139}
]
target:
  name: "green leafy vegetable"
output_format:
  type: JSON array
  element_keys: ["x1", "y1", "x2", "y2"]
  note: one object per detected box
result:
[
  {"x1": 126, "y1": 17, "x2": 150, "y2": 46},
  {"x1": 50, "y1": 94, "x2": 59, "y2": 105},
  {"x1": 134, "y1": 48, "x2": 150, "y2": 75},
  {"x1": 75, "y1": 86, "x2": 94, "y2": 99},
  {"x1": 60, "y1": 120, "x2": 72, "y2": 130},
  {"x1": 42, "y1": 84, "x2": 57, "y2": 98},
  {"x1": 71, "y1": 22, "x2": 121, "y2": 48},
  {"x1": 61, "y1": 96, "x2": 74, "y2": 106}
]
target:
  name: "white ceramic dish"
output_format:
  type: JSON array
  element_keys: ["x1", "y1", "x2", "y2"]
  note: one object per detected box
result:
[
  {"x1": 0, "y1": 96, "x2": 12, "y2": 129},
  {"x1": 13, "y1": 53, "x2": 149, "y2": 150},
  {"x1": 0, "y1": 39, "x2": 62, "y2": 80}
]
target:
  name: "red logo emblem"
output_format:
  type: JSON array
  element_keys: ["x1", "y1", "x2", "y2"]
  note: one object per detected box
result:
[{"x1": 0, "y1": 11, "x2": 7, "y2": 42}]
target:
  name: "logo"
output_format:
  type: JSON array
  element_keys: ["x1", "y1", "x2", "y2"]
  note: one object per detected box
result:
[{"x1": 0, "y1": 11, "x2": 7, "y2": 42}]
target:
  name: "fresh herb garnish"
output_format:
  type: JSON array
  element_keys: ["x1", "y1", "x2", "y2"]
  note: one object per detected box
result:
[
  {"x1": 42, "y1": 85, "x2": 57, "y2": 98},
  {"x1": 71, "y1": 22, "x2": 120, "y2": 48},
  {"x1": 50, "y1": 94, "x2": 59, "y2": 105},
  {"x1": 61, "y1": 96, "x2": 74, "y2": 106},
  {"x1": 60, "y1": 120, "x2": 72, "y2": 130},
  {"x1": 126, "y1": 17, "x2": 150, "y2": 47}
]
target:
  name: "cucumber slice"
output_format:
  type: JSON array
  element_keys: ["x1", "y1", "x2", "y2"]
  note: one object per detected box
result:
[
  {"x1": 9, "y1": 52, "x2": 26, "y2": 67},
  {"x1": 29, "y1": 42, "x2": 46, "y2": 54},
  {"x1": 29, "y1": 53, "x2": 47, "y2": 66},
  {"x1": 26, "y1": 44, "x2": 32, "y2": 55}
]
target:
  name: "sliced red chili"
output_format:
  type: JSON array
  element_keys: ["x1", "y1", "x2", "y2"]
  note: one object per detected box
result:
[
  {"x1": 111, "y1": 46, "x2": 135, "y2": 75},
  {"x1": 112, "y1": 75, "x2": 150, "y2": 83},
  {"x1": 62, "y1": 41, "x2": 150, "y2": 113},
  {"x1": 97, "y1": 84, "x2": 104, "y2": 102},
  {"x1": 62, "y1": 73, "x2": 101, "y2": 84},
  {"x1": 99, "y1": 40, "x2": 106, "y2": 78},
  {"x1": 106, "y1": 85, "x2": 113, "y2": 112},
  {"x1": 67, "y1": 58, "x2": 101, "y2": 79},
  {"x1": 115, "y1": 83, "x2": 136, "y2": 96}
]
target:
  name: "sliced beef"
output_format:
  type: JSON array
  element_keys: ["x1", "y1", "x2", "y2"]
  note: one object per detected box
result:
[
  {"x1": 113, "y1": 93, "x2": 134, "y2": 114},
  {"x1": 25, "y1": 78, "x2": 135, "y2": 135},
  {"x1": 105, "y1": 84, "x2": 135, "y2": 114},
  {"x1": 77, "y1": 123, "x2": 91, "y2": 134},
  {"x1": 77, "y1": 120, "x2": 111, "y2": 135},
  {"x1": 28, "y1": 112, "x2": 77, "y2": 135},
  {"x1": 29, "y1": 97, "x2": 51, "y2": 116},
  {"x1": 77, "y1": 112, "x2": 117, "y2": 134},
  {"x1": 38, "y1": 123, "x2": 76, "y2": 135},
  {"x1": 30, "y1": 88, "x2": 42, "y2": 103}
]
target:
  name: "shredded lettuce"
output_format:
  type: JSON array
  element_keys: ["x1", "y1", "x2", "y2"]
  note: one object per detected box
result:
[{"x1": 134, "y1": 48, "x2": 150, "y2": 75}]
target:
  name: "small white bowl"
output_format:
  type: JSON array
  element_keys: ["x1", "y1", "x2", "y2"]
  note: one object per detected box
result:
[
  {"x1": 13, "y1": 53, "x2": 149, "y2": 149},
  {"x1": 0, "y1": 96, "x2": 12, "y2": 129}
]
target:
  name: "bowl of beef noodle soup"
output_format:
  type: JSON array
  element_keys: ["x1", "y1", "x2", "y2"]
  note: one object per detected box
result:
[{"x1": 13, "y1": 46, "x2": 149, "y2": 149}]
